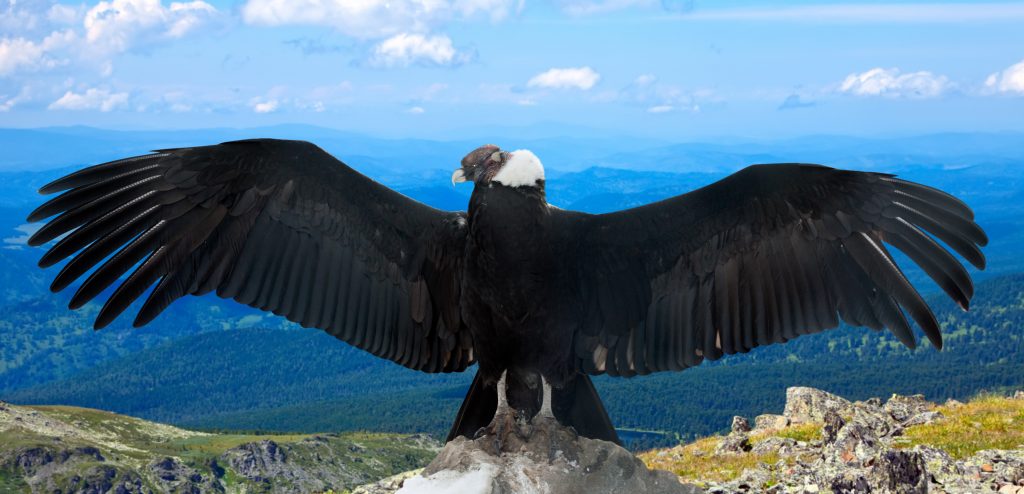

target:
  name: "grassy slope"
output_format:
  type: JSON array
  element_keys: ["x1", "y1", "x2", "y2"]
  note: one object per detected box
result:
[
  {"x1": 0, "y1": 402, "x2": 438, "y2": 493},
  {"x1": 639, "y1": 393, "x2": 1024, "y2": 485}
]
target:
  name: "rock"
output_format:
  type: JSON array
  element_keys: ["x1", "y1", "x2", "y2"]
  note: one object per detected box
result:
[
  {"x1": 850, "y1": 402, "x2": 898, "y2": 437},
  {"x1": 222, "y1": 439, "x2": 288, "y2": 484},
  {"x1": 715, "y1": 434, "x2": 751, "y2": 455},
  {"x1": 864, "y1": 397, "x2": 884, "y2": 408},
  {"x1": 749, "y1": 437, "x2": 796, "y2": 456},
  {"x1": 753, "y1": 414, "x2": 789, "y2": 431},
  {"x1": 884, "y1": 394, "x2": 933, "y2": 423},
  {"x1": 1014, "y1": 391, "x2": 1024, "y2": 401},
  {"x1": 902, "y1": 410, "x2": 943, "y2": 427},
  {"x1": 784, "y1": 387, "x2": 854, "y2": 424},
  {"x1": 869, "y1": 450, "x2": 928, "y2": 494},
  {"x1": 149, "y1": 456, "x2": 223, "y2": 493},
  {"x1": 822, "y1": 411, "x2": 845, "y2": 444},
  {"x1": 400, "y1": 421, "x2": 702, "y2": 494},
  {"x1": 731, "y1": 416, "x2": 751, "y2": 434},
  {"x1": 828, "y1": 423, "x2": 881, "y2": 466},
  {"x1": 828, "y1": 471, "x2": 871, "y2": 493}
]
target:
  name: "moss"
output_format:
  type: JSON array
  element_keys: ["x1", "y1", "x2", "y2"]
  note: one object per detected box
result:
[{"x1": 895, "y1": 394, "x2": 1024, "y2": 458}]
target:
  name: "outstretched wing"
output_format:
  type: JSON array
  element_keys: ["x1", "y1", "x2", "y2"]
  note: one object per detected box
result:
[
  {"x1": 28, "y1": 139, "x2": 473, "y2": 373},
  {"x1": 568, "y1": 163, "x2": 986, "y2": 377}
]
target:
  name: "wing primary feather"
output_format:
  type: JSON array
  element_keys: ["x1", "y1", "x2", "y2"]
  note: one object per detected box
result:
[
  {"x1": 882, "y1": 177, "x2": 975, "y2": 220},
  {"x1": 37, "y1": 154, "x2": 167, "y2": 195},
  {"x1": 885, "y1": 202, "x2": 985, "y2": 269},
  {"x1": 843, "y1": 232, "x2": 942, "y2": 349},
  {"x1": 881, "y1": 217, "x2": 973, "y2": 309},
  {"x1": 29, "y1": 175, "x2": 167, "y2": 246},
  {"x1": 893, "y1": 190, "x2": 987, "y2": 246},
  {"x1": 28, "y1": 166, "x2": 162, "y2": 223},
  {"x1": 96, "y1": 206, "x2": 227, "y2": 328}
]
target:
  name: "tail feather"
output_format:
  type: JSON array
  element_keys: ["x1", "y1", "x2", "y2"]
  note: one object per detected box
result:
[
  {"x1": 446, "y1": 371, "x2": 497, "y2": 443},
  {"x1": 553, "y1": 374, "x2": 620, "y2": 444}
]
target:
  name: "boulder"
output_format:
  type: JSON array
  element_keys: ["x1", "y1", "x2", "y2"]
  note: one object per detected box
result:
[
  {"x1": 749, "y1": 437, "x2": 796, "y2": 456},
  {"x1": 868, "y1": 450, "x2": 928, "y2": 494},
  {"x1": 884, "y1": 394, "x2": 933, "y2": 423},
  {"x1": 730, "y1": 416, "x2": 751, "y2": 434},
  {"x1": 901, "y1": 410, "x2": 944, "y2": 428},
  {"x1": 753, "y1": 414, "x2": 789, "y2": 432},
  {"x1": 828, "y1": 422, "x2": 881, "y2": 466},
  {"x1": 399, "y1": 421, "x2": 702, "y2": 494},
  {"x1": 784, "y1": 387, "x2": 855, "y2": 424},
  {"x1": 715, "y1": 434, "x2": 751, "y2": 455}
]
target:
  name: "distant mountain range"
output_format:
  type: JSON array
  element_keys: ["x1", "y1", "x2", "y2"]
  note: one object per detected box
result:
[{"x1": 1, "y1": 126, "x2": 1022, "y2": 450}]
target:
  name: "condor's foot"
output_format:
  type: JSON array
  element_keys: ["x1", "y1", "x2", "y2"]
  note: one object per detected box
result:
[
  {"x1": 473, "y1": 370, "x2": 530, "y2": 453},
  {"x1": 521, "y1": 375, "x2": 577, "y2": 458}
]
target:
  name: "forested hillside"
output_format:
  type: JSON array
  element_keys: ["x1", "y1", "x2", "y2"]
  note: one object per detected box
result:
[{"x1": 7, "y1": 274, "x2": 1021, "y2": 450}]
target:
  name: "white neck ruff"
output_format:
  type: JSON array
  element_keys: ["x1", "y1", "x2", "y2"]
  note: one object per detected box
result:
[{"x1": 492, "y1": 149, "x2": 544, "y2": 188}]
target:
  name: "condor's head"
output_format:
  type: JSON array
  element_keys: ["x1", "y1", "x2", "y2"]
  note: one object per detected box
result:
[{"x1": 451, "y1": 145, "x2": 545, "y2": 189}]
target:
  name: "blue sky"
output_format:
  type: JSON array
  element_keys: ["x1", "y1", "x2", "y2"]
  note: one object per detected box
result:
[{"x1": 1, "y1": 0, "x2": 1023, "y2": 139}]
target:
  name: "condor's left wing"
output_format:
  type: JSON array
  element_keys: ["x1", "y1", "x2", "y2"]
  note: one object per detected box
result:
[{"x1": 565, "y1": 164, "x2": 986, "y2": 377}]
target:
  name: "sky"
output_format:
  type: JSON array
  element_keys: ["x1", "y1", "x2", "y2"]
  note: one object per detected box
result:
[{"x1": 1, "y1": 0, "x2": 1023, "y2": 139}]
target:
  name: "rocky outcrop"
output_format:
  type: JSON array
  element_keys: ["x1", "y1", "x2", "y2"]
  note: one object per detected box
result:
[
  {"x1": 0, "y1": 401, "x2": 441, "y2": 494},
  {"x1": 698, "y1": 387, "x2": 1024, "y2": 493},
  {"x1": 398, "y1": 420, "x2": 703, "y2": 494},
  {"x1": 784, "y1": 387, "x2": 855, "y2": 424}
]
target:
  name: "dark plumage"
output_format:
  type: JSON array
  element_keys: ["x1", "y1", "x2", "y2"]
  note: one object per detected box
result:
[{"x1": 27, "y1": 139, "x2": 987, "y2": 445}]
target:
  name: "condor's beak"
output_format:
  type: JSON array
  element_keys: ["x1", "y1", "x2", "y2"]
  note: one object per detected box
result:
[{"x1": 451, "y1": 168, "x2": 467, "y2": 185}]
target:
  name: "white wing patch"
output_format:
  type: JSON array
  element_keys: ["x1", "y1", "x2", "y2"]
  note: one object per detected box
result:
[{"x1": 492, "y1": 149, "x2": 545, "y2": 188}]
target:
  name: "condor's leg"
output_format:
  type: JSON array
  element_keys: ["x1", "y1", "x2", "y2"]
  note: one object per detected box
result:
[
  {"x1": 474, "y1": 370, "x2": 519, "y2": 447},
  {"x1": 532, "y1": 374, "x2": 556, "y2": 423}
]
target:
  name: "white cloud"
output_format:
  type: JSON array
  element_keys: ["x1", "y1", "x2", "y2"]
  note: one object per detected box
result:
[
  {"x1": 0, "y1": 86, "x2": 33, "y2": 112},
  {"x1": 838, "y1": 67, "x2": 951, "y2": 99},
  {"x1": 0, "y1": 0, "x2": 217, "y2": 80},
  {"x1": 84, "y1": 0, "x2": 217, "y2": 53},
  {"x1": 527, "y1": 67, "x2": 600, "y2": 90},
  {"x1": 251, "y1": 99, "x2": 279, "y2": 113},
  {"x1": 683, "y1": 3, "x2": 1024, "y2": 23},
  {"x1": 3, "y1": 224, "x2": 42, "y2": 246},
  {"x1": 0, "y1": 30, "x2": 75, "y2": 75},
  {"x1": 556, "y1": 0, "x2": 654, "y2": 16},
  {"x1": 407, "y1": 106, "x2": 425, "y2": 114},
  {"x1": 369, "y1": 33, "x2": 469, "y2": 67},
  {"x1": 617, "y1": 73, "x2": 711, "y2": 112},
  {"x1": 48, "y1": 87, "x2": 129, "y2": 111},
  {"x1": 985, "y1": 60, "x2": 1024, "y2": 94},
  {"x1": 242, "y1": 0, "x2": 520, "y2": 39}
]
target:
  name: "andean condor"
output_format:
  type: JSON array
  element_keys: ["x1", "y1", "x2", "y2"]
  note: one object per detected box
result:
[{"x1": 26, "y1": 139, "x2": 987, "y2": 445}]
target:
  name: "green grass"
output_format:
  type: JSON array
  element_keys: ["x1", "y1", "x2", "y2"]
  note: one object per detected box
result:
[
  {"x1": 895, "y1": 394, "x2": 1024, "y2": 458},
  {"x1": 750, "y1": 422, "x2": 822, "y2": 444},
  {"x1": 638, "y1": 436, "x2": 783, "y2": 485}
]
